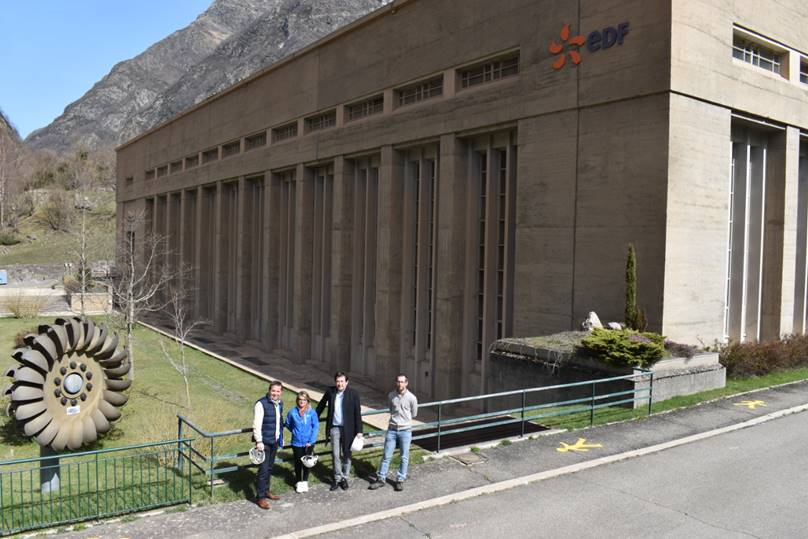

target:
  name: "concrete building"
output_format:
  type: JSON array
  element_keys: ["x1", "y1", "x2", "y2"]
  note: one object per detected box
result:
[{"x1": 116, "y1": 0, "x2": 808, "y2": 400}]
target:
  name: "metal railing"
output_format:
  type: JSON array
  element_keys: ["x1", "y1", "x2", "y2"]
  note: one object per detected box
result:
[
  {"x1": 178, "y1": 369, "x2": 653, "y2": 492},
  {"x1": 0, "y1": 439, "x2": 193, "y2": 537}
]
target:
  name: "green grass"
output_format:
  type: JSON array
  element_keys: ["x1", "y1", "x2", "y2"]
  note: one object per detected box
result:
[{"x1": 0, "y1": 200, "x2": 115, "y2": 266}]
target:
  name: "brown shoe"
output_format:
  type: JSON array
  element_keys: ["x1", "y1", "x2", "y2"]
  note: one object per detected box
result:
[
  {"x1": 256, "y1": 498, "x2": 271, "y2": 510},
  {"x1": 265, "y1": 491, "x2": 281, "y2": 501}
]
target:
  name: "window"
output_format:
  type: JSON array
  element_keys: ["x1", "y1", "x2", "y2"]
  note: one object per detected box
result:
[
  {"x1": 145, "y1": 169, "x2": 155, "y2": 180},
  {"x1": 222, "y1": 140, "x2": 241, "y2": 158},
  {"x1": 346, "y1": 95, "x2": 384, "y2": 122},
  {"x1": 202, "y1": 148, "x2": 218, "y2": 164},
  {"x1": 125, "y1": 176, "x2": 133, "y2": 186},
  {"x1": 396, "y1": 76, "x2": 443, "y2": 107},
  {"x1": 732, "y1": 34, "x2": 782, "y2": 74},
  {"x1": 169, "y1": 160, "x2": 183, "y2": 174},
  {"x1": 801, "y1": 59, "x2": 808, "y2": 84},
  {"x1": 459, "y1": 52, "x2": 520, "y2": 89},
  {"x1": 185, "y1": 154, "x2": 199, "y2": 169},
  {"x1": 468, "y1": 133, "x2": 516, "y2": 362},
  {"x1": 156, "y1": 165, "x2": 168, "y2": 178},
  {"x1": 245, "y1": 131, "x2": 267, "y2": 151},
  {"x1": 272, "y1": 122, "x2": 298, "y2": 142},
  {"x1": 305, "y1": 110, "x2": 337, "y2": 132}
]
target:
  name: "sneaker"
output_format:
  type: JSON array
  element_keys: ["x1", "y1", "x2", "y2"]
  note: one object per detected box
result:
[
  {"x1": 394, "y1": 481, "x2": 403, "y2": 492},
  {"x1": 340, "y1": 478, "x2": 349, "y2": 490},
  {"x1": 295, "y1": 482, "x2": 302, "y2": 493},
  {"x1": 330, "y1": 482, "x2": 340, "y2": 491},
  {"x1": 368, "y1": 479, "x2": 385, "y2": 490},
  {"x1": 300, "y1": 481, "x2": 309, "y2": 492}
]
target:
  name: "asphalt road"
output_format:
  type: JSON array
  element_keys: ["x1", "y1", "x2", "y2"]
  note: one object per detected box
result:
[{"x1": 323, "y1": 409, "x2": 808, "y2": 538}]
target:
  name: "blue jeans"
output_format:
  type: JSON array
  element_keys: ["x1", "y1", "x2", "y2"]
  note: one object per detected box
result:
[{"x1": 377, "y1": 428, "x2": 412, "y2": 482}]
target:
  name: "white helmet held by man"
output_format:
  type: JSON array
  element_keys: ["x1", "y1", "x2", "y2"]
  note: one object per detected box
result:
[
  {"x1": 249, "y1": 447, "x2": 265, "y2": 465},
  {"x1": 350, "y1": 434, "x2": 364, "y2": 452},
  {"x1": 301, "y1": 454, "x2": 318, "y2": 468}
]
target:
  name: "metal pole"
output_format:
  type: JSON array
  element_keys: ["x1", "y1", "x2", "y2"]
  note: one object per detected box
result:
[
  {"x1": 209, "y1": 437, "x2": 214, "y2": 498},
  {"x1": 520, "y1": 390, "x2": 526, "y2": 437},
  {"x1": 589, "y1": 382, "x2": 595, "y2": 426},
  {"x1": 177, "y1": 416, "x2": 184, "y2": 470},
  {"x1": 647, "y1": 372, "x2": 654, "y2": 416},
  {"x1": 39, "y1": 446, "x2": 60, "y2": 494},
  {"x1": 437, "y1": 403, "x2": 442, "y2": 453}
]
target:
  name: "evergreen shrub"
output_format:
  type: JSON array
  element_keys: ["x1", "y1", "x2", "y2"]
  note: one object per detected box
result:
[{"x1": 578, "y1": 327, "x2": 665, "y2": 368}]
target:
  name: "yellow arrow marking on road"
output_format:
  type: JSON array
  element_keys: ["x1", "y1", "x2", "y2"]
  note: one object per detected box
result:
[
  {"x1": 735, "y1": 399, "x2": 766, "y2": 410},
  {"x1": 556, "y1": 437, "x2": 602, "y2": 453}
]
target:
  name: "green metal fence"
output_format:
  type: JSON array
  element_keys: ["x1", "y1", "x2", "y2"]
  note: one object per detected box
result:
[
  {"x1": 0, "y1": 439, "x2": 194, "y2": 537},
  {"x1": 178, "y1": 369, "x2": 653, "y2": 491}
]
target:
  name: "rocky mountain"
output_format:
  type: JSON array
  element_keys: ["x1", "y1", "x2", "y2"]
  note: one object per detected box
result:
[
  {"x1": 0, "y1": 108, "x2": 21, "y2": 145},
  {"x1": 26, "y1": 0, "x2": 390, "y2": 154}
]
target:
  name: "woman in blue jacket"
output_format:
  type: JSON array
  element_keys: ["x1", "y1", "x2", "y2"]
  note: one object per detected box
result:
[{"x1": 284, "y1": 390, "x2": 319, "y2": 492}]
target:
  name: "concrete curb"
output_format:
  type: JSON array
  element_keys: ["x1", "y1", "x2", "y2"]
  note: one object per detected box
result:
[{"x1": 271, "y1": 402, "x2": 808, "y2": 539}]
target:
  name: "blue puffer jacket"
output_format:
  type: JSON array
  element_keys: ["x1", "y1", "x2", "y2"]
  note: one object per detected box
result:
[{"x1": 284, "y1": 406, "x2": 319, "y2": 447}]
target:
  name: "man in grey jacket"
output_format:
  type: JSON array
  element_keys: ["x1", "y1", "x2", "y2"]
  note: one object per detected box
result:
[{"x1": 368, "y1": 374, "x2": 418, "y2": 491}]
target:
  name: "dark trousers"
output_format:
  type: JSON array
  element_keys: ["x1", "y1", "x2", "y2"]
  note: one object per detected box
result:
[
  {"x1": 292, "y1": 445, "x2": 314, "y2": 483},
  {"x1": 255, "y1": 443, "x2": 278, "y2": 499}
]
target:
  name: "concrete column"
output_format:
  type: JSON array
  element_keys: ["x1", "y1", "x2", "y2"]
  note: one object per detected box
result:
[
  {"x1": 435, "y1": 134, "x2": 468, "y2": 399},
  {"x1": 213, "y1": 182, "x2": 225, "y2": 331},
  {"x1": 194, "y1": 187, "x2": 203, "y2": 319},
  {"x1": 330, "y1": 156, "x2": 354, "y2": 372},
  {"x1": 263, "y1": 173, "x2": 278, "y2": 349},
  {"x1": 375, "y1": 146, "x2": 404, "y2": 387},
  {"x1": 235, "y1": 176, "x2": 247, "y2": 336},
  {"x1": 293, "y1": 164, "x2": 313, "y2": 361},
  {"x1": 763, "y1": 126, "x2": 801, "y2": 337}
]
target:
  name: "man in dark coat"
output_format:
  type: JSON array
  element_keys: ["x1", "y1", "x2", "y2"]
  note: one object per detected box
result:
[{"x1": 316, "y1": 371, "x2": 363, "y2": 491}]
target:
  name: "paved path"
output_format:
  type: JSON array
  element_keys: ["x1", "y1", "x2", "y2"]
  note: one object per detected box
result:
[{"x1": 52, "y1": 380, "x2": 808, "y2": 539}]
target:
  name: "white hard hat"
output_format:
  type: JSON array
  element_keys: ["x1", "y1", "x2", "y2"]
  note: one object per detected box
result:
[
  {"x1": 350, "y1": 434, "x2": 364, "y2": 452},
  {"x1": 301, "y1": 454, "x2": 318, "y2": 468},
  {"x1": 249, "y1": 447, "x2": 265, "y2": 465}
]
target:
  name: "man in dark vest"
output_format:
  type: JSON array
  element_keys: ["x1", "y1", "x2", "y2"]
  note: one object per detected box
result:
[
  {"x1": 316, "y1": 371, "x2": 363, "y2": 491},
  {"x1": 253, "y1": 380, "x2": 284, "y2": 509}
]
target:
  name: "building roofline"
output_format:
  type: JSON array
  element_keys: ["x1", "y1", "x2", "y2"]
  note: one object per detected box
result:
[{"x1": 116, "y1": 0, "x2": 414, "y2": 152}]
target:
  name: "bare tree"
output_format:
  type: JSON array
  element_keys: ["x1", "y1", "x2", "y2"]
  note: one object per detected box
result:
[
  {"x1": 112, "y1": 211, "x2": 173, "y2": 380},
  {"x1": 0, "y1": 125, "x2": 22, "y2": 229},
  {"x1": 159, "y1": 266, "x2": 203, "y2": 409}
]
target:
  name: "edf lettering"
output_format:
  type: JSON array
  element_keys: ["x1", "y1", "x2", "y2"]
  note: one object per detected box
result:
[{"x1": 586, "y1": 22, "x2": 629, "y2": 52}]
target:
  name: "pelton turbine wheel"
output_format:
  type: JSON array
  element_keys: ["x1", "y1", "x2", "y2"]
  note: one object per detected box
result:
[{"x1": 4, "y1": 317, "x2": 131, "y2": 451}]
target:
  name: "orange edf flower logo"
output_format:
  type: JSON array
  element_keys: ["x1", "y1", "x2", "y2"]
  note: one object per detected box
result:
[{"x1": 549, "y1": 24, "x2": 585, "y2": 70}]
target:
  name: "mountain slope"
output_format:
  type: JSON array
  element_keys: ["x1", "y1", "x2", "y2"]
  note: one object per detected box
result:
[
  {"x1": 25, "y1": 0, "x2": 283, "y2": 153},
  {"x1": 27, "y1": 0, "x2": 390, "y2": 153}
]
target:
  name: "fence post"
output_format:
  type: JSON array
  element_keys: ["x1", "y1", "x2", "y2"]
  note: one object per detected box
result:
[
  {"x1": 647, "y1": 372, "x2": 654, "y2": 416},
  {"x1": 95, "y1": 453, "x2": 100, "y2": 519},
  {"x1": 209, "y1": 437, "x2": 214, "y2": 498},
  {"x1": 437, "y1": 403, "x2": 442, "y2": 453},
  {"x1": 177, "y1": 416, "x2": 184, "y2": 470},
  {"x1": 590, "y1": 381, "x2": 596, "y2": 426},
  {"x1": 187, "y1": 439, "x2": 193, "y2": 505},
  {"x1": 521, "y1": 390, "x2": 526, "y2": 437}
]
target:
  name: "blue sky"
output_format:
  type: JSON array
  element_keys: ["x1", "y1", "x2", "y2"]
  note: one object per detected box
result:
[{"x1": 0, "y1": 0, "x2": 212, "y2": 139}]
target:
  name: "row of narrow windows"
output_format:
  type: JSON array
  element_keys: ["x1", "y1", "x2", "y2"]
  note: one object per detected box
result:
[
  {"x1": 732, "y1": 26, "x2": 808, "y2": 83},
  {"x1": 142, "y1": 134, "x2": 517, "y2": 381},
  {"x1": 141, "y1": 50, "x2": 520, "y2": 181}
]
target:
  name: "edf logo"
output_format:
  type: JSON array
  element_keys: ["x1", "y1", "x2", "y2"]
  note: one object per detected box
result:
[{"x1": 549, "y1": 21, "x2": 630, "y2": 70}]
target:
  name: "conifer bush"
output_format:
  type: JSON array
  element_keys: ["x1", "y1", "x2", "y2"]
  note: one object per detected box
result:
[{"x1": 578, "y1": 327, "x2": 665, "y2": 368}]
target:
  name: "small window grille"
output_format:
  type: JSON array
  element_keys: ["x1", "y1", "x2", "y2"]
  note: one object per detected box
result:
[
  {"x1": 222, "y1": 140, "x2": 241, "y2": 158},
  {"x1": 145, "y1": 169, "x2": 155, "y2": 180},
  {"x1": 732, "y1": 35, "x2": 782, "y2": 74},
  {"x1": 245, "y1": 131, "x2": 267, "y2": 151},
  {"x1": 396, "y1": 76, "x2": 443, "y2": 107},
  {"x1": 202, "y1": 148, "x2": 218, "y2": 164},
  {"x1": 346, "y1": 95, "x2": 384, "y2": 122},
  {"x1": 460, "y1": 53, "x2": 520, "y2": 89},
  {"x1": 272, "y1": 122, "x2": 298, "y2": 142},
  {"x1": 185, "y1": 154, "x2": 199, "y2": 169},
  {"x1": 156, "y1": 165, "x2": 168, "y2": 177},
  {"x1": 169, "y1": 160, "x2": 183, "y2": 174},
  {"x1": 305, "y1": 110, "x2": 337, "y2": 132}
]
